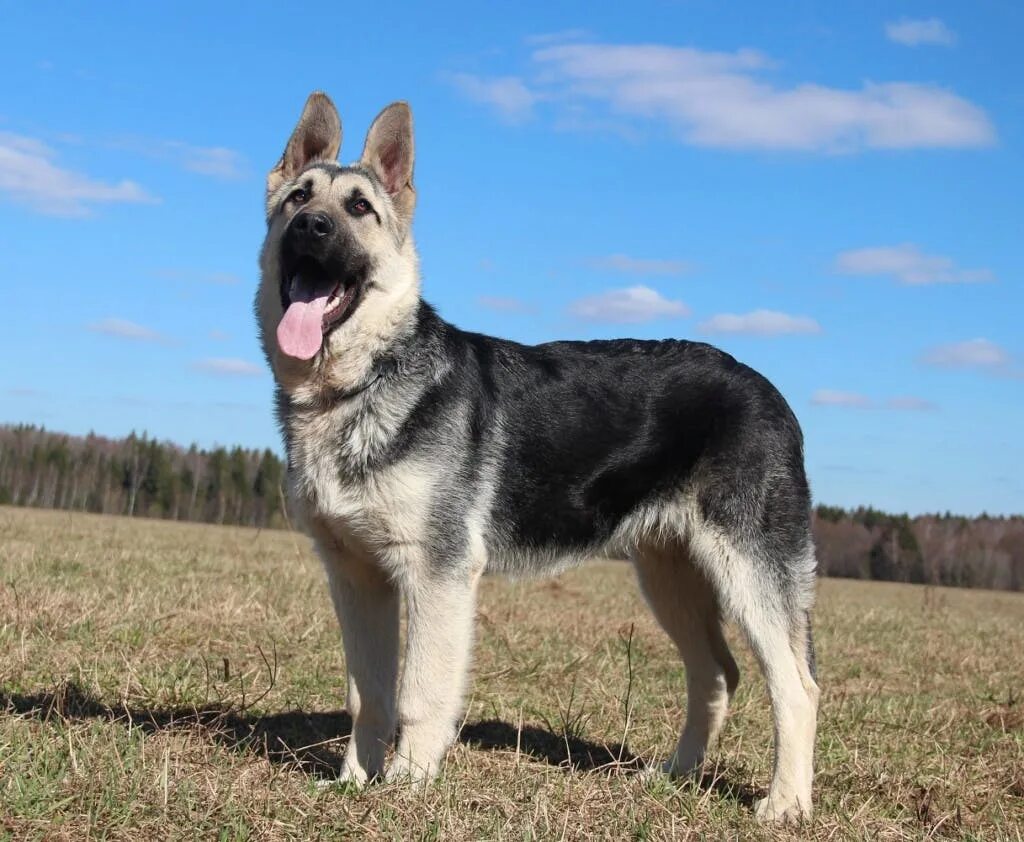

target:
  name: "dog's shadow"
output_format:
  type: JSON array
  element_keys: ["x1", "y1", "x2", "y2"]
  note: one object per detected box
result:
[{"x1": 0, "y1": 682, "x2": 756, "y2": 805}]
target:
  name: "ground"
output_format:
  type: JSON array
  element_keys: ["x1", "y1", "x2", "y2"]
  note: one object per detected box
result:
[{"x1": 1, "y1": 506, "x2": 1022, "y2": 840}]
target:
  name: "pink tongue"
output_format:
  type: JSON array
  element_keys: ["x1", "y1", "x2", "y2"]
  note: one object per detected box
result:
[{"x1": 276, "y1": 276, "x2": 336, "y2": 361}]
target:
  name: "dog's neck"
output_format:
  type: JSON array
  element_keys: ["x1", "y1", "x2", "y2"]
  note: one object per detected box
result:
[
  {"x1": 268, "y1": 243, "x2": 422, "y2": 405},
  {"x1": 275, "y1": 296, "x2": 447, "y2": 478}
]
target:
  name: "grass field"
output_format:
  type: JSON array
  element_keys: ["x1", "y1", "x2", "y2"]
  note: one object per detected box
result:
[{"x1": 1, "y1": 506, "x2": 1022, "y2": 840}]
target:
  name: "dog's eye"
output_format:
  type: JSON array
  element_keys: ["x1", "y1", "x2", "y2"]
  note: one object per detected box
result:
[
  {"x1": 349, "y1": 198, "x2": 372, "y2": 217},
  {"x1": 289, "y1": 189, "x2": 308, "y2": 205}
]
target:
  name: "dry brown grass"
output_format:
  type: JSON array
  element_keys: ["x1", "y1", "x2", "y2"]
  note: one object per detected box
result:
[{"x1": 1, "y1": 505, "x2": 1023, "y2": 840}]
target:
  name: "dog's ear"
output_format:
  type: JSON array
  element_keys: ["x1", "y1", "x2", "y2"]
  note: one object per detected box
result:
[
  {"x1": 267, "y1": 92, "x2": 342, "y2": 197},
  {"x1": 361, "y1": 102, "x2": 415, "y2": 221}
]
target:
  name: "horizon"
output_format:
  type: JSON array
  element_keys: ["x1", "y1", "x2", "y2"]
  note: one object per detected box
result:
[
  {"x1": 2, "y1": 3, "x2": 1022, "y2": 516},
  {"x1": 4, "y1": 419, "x2": 1019, "y2": 524}
]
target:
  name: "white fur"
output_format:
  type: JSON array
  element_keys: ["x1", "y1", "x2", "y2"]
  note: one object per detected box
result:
[
  {"x1": 316, "y1": 530, "x2": 399, "y2": 783},
  {"x1": 387, "y1": 575, "x2": 481, "y2": 782},
  {"x1": 686, "y1": 530, "x2": 819, "y2": 823},
  {"x1": 632, "y1": 544, "x2": 737, "y2": 776}
]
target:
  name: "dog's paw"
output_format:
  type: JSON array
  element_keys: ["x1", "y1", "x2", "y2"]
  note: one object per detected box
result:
[
  {"x1": 639, "y1": 759, "x2": 674, "y2": 782},
  {"x1": 753, "y1": 794, "x2": 811, "y2": 825},
  {"x1": 335, "y1": 755, "x2": 370, "y2": 788},
  {"x1": 641, "y1": 753, "x2": 703, "y2": 782},
  {"x1": 315, "y1": 777, "x2": 363, "y2": 795},
  {"x1": 384, "y1": 755, "x2": 436, "y2": 787},
  {"x1": 665, "y1": 751, "x2": 705, "y2": 779}
]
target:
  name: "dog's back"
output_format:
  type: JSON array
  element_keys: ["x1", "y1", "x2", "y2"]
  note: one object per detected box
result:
[{"x1": 369, "y1": 302, "x2": 813, "y2": 592}]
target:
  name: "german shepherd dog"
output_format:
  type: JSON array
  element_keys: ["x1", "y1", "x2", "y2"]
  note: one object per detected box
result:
[{"x1": 256, "y1": 93, "x2": 820, "y2": 824}]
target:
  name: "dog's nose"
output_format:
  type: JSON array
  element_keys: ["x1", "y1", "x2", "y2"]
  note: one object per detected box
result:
[{"x1": 292, "y1": 211, "x2": 334, "y2": 239}]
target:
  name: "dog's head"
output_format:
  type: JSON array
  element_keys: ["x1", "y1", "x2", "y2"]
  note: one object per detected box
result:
[{"x1": 257, "y1": 92, "x2": 419, "y2": 386}]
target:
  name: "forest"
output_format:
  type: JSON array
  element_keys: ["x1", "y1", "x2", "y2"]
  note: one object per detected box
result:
[
  {"x1": 814, "y1": 505, "x2": 1024, "y2": 592},
  {"x1": 2, "y1": 423, "x2": 1022, "y2": 591},
  {"x1": 0, "y1": 424, "x2": 286, "y2": 529}
]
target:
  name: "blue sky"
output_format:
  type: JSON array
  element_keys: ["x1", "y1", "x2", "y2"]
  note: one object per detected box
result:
[{"x1": 1, "y1": 2, "x2": 1022, "y2": 515}]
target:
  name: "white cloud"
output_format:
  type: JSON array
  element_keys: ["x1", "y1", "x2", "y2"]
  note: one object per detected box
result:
[
  {"x1": 447, "y1": 73, "x2": 538, "y2": 123},
  {"x1": 208, "y1": 329, "x2": 230, "y2": 341},
  {"x1": 567, "y1": 285, "x2": 690, "y2": 323},
  {"x1": 153, "y1": 141, "x2": 245, "y2": 180},
  {"x1": 111, "y1": 137, "x2": 246, "y2": 180},
  {"x1": 170, "y1": 143, "x2": 245, "y2": 180},
  {"x1": 87, "y1": 318, "x2": 170, "y2": 344},
  {"x1": 455, "y1": 39, "x2": 994, "y2": 152},
  {"x1": 477, "y1": 296, "x2": 538, "y2": 314},
  {"x1": 698, "y1": 309, "x2": 822, "y2": 336},
  {"x1": 813, "y1": 390, "x2": 942, "y2": 410},
  {"x1": 834, "y1": 243, "x2": 993, "y2": 285},
  {"x1": 811, "y1": 389, "x2": 873, "y2": 408},
  {"x1": 920, "y1": 338, "x2": 1009, "y2": 369},
  {"x1": 0, "y1": 131, "x2": 155, "y2": 216},
  {"x1": 192, "y1": 357, "x2": 264, "y2": 377},
  {"x1": 885, "y1": 18, "x2": 956, "y2": 47},
  {"x1": 535, "y1": 43, "x2": 993, "y2": 151},
  {"x1": 886, "y1": 396, "x2": 939, "y2": 412},
  {"x1": 587, "y1": 253, "x2": 691, "y2": 276}
]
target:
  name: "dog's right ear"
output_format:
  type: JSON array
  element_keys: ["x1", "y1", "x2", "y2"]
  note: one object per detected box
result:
[{"x1": 267, "y1": 92, "x2": 341, "y2": 197}]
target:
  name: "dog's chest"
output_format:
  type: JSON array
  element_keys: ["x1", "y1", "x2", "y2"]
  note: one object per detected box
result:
[{"x1": 286, "y1": 409, "x2": 433, "y2": 556}]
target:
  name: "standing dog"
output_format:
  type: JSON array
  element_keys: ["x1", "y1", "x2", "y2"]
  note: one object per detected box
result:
[{"x1": 256, "y1": 92, "x2": 820, "y2": 824}]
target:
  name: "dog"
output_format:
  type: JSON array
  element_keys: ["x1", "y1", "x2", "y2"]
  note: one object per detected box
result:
[{"x1": 255, "y1": 92, "x2": 820, "y2": 824}]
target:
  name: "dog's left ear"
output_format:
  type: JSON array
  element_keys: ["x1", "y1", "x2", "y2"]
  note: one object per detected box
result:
[
  {"x1": 361, "y1": 102, "x2": 415, "y2": 221},
  {"x1": 268, "y1": 92, "x2": 342, "y2": 198}
]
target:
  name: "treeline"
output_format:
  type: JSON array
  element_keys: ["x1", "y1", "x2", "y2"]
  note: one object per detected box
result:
[
  {"x1": 813, "y1": 506, "x2": 1024, "y2": 592},
  {"x1": 0, "y1": 424, "x2": 287, "y2": 529},
  {"x1": 2, "y1": 425, "x2": 1023, "y2": 591}
]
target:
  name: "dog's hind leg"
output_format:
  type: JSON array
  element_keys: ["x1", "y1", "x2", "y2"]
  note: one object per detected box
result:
[
  {"x1": 694, "y1": 532, "x2": 820, "y2": 824},
  {"x1": 746, "y1": 606, "x2": 818, "y2": 825},
  {"x1": 319, "y1": 540, "x2": 400, "y2": 785},
  {"x1": 633, "y1": 543, "x2": 740, "y2": 777}
]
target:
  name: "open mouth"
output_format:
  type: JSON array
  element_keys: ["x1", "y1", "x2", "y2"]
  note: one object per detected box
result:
[{"x1": 276, "y1": 256, "x2": 363, "y2": 361}]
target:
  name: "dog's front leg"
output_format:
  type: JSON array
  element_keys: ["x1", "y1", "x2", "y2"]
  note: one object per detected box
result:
[
  {"x1": 321, "y1": 546, "x2": 400, "y2": 785},
  {"x1": 386, "y1": 572, "x2": 479, "y2": 784}
]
